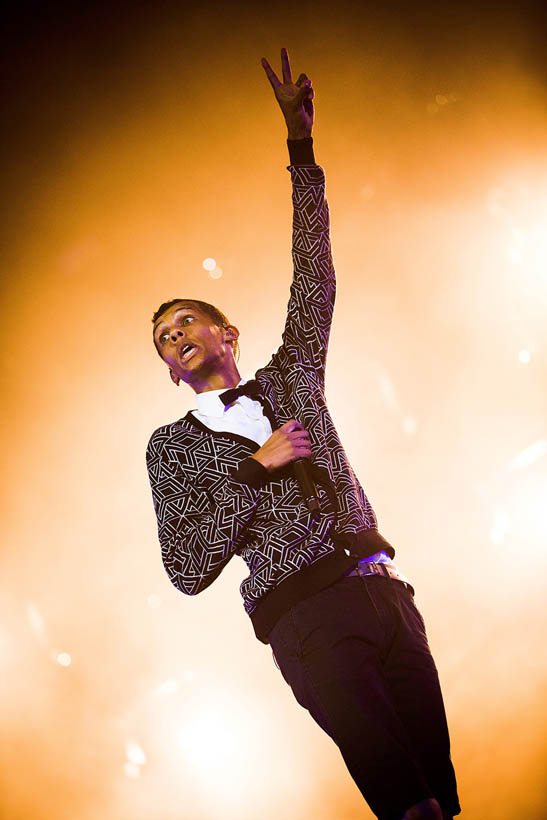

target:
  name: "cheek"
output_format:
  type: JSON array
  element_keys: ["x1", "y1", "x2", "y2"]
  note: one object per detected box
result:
[
  {"x1": 157, "y1": 346, "x2": 174, "y2": 365},
  {"x1": 198, "y1": 331, "x2": 213, "y2": 348}
]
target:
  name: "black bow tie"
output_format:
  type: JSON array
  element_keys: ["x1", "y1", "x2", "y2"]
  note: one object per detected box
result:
[{"x1": 219, "y1": 379, "x2": 265, "y2": 408}]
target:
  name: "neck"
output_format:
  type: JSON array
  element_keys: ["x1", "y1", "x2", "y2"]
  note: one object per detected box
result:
[{"x1": 193, "y1": 369, "x2": 242, "y2": 395}]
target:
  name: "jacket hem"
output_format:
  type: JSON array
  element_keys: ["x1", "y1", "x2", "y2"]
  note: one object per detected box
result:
[
  {"x1": 249, "y1": 549, "x2": 356, "y2": 644},
  {"x1": 248, "y1": 527, "x2": 396, "y2": 644}
]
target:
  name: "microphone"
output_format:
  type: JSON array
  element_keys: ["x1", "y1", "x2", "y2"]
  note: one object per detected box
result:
[{"x1": 293, "y1": 458, "x2": 321, "y2": 521}]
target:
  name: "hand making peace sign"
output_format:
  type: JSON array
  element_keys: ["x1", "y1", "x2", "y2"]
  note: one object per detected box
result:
[{"x1": 261, "y1": 47, "x2": 315, "y2": 139}]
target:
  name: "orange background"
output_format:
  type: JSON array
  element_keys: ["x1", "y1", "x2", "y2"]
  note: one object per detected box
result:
[{"x1": 2, "y1": 2, "x2": 546, "y2": 818}]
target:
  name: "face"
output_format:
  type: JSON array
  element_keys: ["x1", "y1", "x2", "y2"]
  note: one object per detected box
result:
[{"x1": 152, "y1": 302, "x2": 240, "y2": 393}]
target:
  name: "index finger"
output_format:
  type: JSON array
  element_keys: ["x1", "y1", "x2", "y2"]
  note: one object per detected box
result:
[
  {"x1": 280, "y1": 47, "x2": 292, "y2": 84},
  {"x1": 286, "y1": 420, "x2": 304, "y2": 431},
  {"x1": 261, "y1": 56, "x2": 281, "y2": 89}
]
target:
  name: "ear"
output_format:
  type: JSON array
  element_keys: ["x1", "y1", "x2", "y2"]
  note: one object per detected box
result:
[
  {"x1": 169, "y1": 369, "x2": 180, "y2": 387},
  {"x1": 225, "y1": 325, "x2": 239, "y2": 344}
]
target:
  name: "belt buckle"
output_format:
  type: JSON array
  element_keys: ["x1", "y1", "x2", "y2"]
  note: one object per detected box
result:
[{"x1": 355, "y1": 561, "x2": 380, "y2": 578}]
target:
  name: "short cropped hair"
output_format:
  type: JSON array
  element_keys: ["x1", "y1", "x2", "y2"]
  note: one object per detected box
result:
[{"x1": 151, "y1": 298, "x2": 240, "y2": 363}]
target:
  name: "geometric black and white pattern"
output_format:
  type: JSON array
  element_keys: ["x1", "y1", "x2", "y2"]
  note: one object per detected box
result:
[{"x1": 146, "y1": 165, "x2": 379, "y2": 623}]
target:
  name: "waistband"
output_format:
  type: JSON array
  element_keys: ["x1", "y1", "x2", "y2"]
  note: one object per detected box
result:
[
  {"x1": 344, "y1": 559, "x2": 415, "y2": 594},
  {"x1": 250, "y1": 529, "x2": 397, "y2": 644}
]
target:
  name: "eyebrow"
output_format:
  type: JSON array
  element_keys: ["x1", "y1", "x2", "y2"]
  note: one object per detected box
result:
[{"x1": 153, "y1": 307, "x2": 196, "y2": 334}]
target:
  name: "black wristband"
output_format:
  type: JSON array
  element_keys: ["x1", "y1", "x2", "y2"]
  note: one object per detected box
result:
[
  {"x1": 230, "y1": 456, "x2": 270, "y2": 489},
  {"x1": 287, "y1": 136, "x2": 315, "y2": 166}
]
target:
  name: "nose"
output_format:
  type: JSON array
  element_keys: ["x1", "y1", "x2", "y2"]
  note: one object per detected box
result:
[{"x1": 170, "y1": 328, "x2": 184, "y2": 343}]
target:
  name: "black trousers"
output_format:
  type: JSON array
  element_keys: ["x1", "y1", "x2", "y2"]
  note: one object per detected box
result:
[{"x1": 269, "y1": 572, "x2": 461, "y2": 820}]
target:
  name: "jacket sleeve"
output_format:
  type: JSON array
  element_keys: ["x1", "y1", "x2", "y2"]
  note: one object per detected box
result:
[
  {"x1": 146, "y1": 430, "x2": 268, "y2": 596},
  {"x1": 274, "y1": 158, "x2": 335, "y2": 386}
]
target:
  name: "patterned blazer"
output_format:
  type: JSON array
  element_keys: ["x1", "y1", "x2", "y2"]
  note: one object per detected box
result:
[{"x1": 146, "y1": 163, "x2": 395, "y2": 644}]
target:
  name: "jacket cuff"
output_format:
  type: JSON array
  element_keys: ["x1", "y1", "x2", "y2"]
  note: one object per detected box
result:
[
  {"x1": 287, "y1": 136, "x2": 315, "y2": 166},
  {"x1": 230, "y1": 456, "x2": 270, "y2": 489}
]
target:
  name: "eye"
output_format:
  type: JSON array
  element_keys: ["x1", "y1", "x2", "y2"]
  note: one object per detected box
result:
[{"x1": 157, "y1": 315, "x2": 193, "y2": 345}]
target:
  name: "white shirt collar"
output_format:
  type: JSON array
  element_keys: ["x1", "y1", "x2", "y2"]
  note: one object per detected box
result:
[{"x1": 194, "y1": 377, "x2": 248, "y2": 418}]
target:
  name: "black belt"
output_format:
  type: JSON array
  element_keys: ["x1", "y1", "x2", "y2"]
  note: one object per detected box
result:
[{"x1": 344, "y1": 561, "x2": 415, "y2": 594}]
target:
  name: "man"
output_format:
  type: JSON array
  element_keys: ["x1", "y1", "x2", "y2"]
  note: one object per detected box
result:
[{"x1": 146, "y1": 48, "x2": 461, "y2": 820}]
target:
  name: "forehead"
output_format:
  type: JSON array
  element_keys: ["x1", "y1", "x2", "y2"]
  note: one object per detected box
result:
[{"x1": 153, "y1": 302, "x2": 202, "y2": 330}]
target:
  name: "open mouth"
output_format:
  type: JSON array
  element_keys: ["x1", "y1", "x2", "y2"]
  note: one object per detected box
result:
[{"x1": 180, "y1": 344, "x2": 197, "y2": 363}]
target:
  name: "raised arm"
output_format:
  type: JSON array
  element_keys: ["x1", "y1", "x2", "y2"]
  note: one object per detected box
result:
[{"x1": 261, "y1": 48, "x2": 334, "y2": 384}]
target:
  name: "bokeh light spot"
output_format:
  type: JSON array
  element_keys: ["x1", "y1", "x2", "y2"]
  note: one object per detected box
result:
[
  {"x1": 155, "y1": 678, "x2": 180, "y2": 697},
  {"x1": 123, "y1": 762, "x2": 140, "y2": 779},
  {"x1": 125, "y1": 739, "x2": 147, "y2": 767},
  {"x1": 26, "y1": 602, "x2": 46, "y2": 643},
  {"x1": 402, "y1": 416, "x2": 417, "y2": 435},
  {"x1": 489, "y1": 507, "x2": 510, "y2": 544},
  {"x1": 509, "y1": 438, "x2": 546, "y2": 469},
  {"x1": 56, "y1": 652, "x2": 71, "y2": 667}
]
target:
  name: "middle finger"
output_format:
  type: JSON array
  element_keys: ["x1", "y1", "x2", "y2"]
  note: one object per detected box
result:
[
  {"x1": 290, "y1": 429, "x2": 309, "y2": 439},
  {"x1": 281, "y1": 47, "x2": 292, "y2": 84}
]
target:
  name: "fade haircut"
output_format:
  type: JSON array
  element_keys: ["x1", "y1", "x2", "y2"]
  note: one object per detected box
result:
[{"x1": 151, "y1": 298, "x2": 240, "y2": 363}]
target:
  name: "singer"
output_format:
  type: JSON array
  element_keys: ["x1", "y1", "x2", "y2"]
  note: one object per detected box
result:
[{"x1": 145, "y1": 48, "x2": 460, "y2": 820}]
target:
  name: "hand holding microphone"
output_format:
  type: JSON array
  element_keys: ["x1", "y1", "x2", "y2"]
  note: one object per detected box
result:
[{"x1": 250, "y1": 420, "x2": 321, "y2": 519}]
